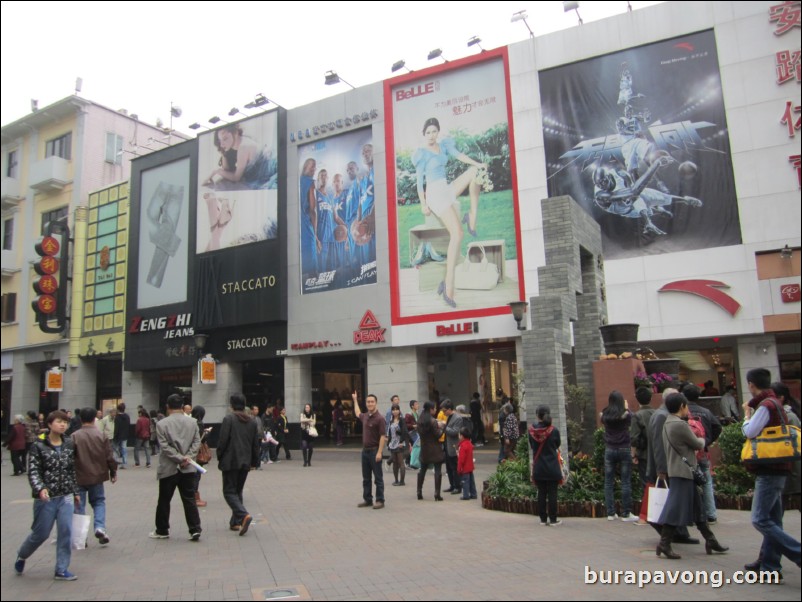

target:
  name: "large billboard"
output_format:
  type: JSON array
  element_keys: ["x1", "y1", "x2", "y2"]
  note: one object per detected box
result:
[
  {"x1": 298, "y1": 128, "x2": 376, "y2": 294},
  {"x1": 540, "y1": 30, "x2": 741, "y2": 259},
  {"x1": 196, "y1": 113, "x2": 278, "y2": 253},
  {"x1": 136, "y1": 158, "x2": 190, "y2": 309},
  {"x1": 386, "y1": 49, "x2": 523, "y2": 325}
]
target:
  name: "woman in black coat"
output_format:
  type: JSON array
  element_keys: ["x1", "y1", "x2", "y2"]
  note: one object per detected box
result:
[
  {"x1": 528, "y1": 405, "x2": 563, "y2": 526},
  {"x1": 416, "y1": 401, "x2": 445, "y2": 500}
]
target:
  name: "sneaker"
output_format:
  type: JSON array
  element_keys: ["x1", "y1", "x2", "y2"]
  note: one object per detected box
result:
[
  {"x1": 621, "y1": 514, "x2": 639, "y2": 522},
  {"x1": 54, "y1": 570, "x2": 78, "y2": 581},
  {"x1": 607, "y1": 514, "x2": 619, "y2": 521},
  {"x1": 189, "y1": 531, "x2": 201, "y2": 542},
  {"x1": 94, "y1": 529, "x2": 110, "y2": 545},
  {"x1": 267, "y1": 460, "x2": 274, "y2": 464},
  {"x1": 357, "y1": 501, "x2": 372, "y2": 508},
  {"x1": 148, "y1": 531, "x2": 169, "y2": 539},
  {"x1": 707, "y1": 517, "x2": 717, "y2": 525},
  {"x1": 539, "y1": 521, "x2": 548, "y2": 526},
  {"x1": 229, "y1": 524, "x2": 241, "y2": 531},
  {"x1": 14, "y1": 556, "x2": 25, "y2": 575},
  {"x1": 240, "y1": 515, "x2": 252, "y2": 536},
  {"x1": 549, "y1": 519, "x2": 563, "y2": 527},
  {"x1": 372, "y1": 502, "x2": 385, "y2": 509}
]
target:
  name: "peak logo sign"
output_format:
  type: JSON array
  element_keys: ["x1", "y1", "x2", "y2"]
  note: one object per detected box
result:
[
  {"x1": 353, "y1": 310, "x2": 387, "y2": 345},
  {"x1": 658, "y1": 280, "x2": 741, "y2": 316}
]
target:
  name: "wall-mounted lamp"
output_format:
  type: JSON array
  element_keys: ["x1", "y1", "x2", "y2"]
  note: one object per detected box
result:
[
  {"x1": 427, "y1": 48, "x2": 448, "y2": 63},
  {"x1": 509, "y1": 301, "x2": 529, "y2": 331},
  {"x1": 324, "y1": 71, "x2": 355, "y2": 89},
  {"x1": 780, "y1": 244, "x2": 793, "y2": 260},
  {"x1": 188, "y1": 123, "x2": 210, "y2": 131},
  {"x1": 228, "y1": 107, "x2": 248, "y2": 118},
  {"x1": 563, "y1": 1, "x2": 583, "y2": 25},
  {"x1": 208, "y1": 116, "x2": 228, "y2": 125},
  {"x1": 43, "y1": 350, "x2": 67, "y2": 371},
  {"x1": 194, "y1": 333, "x2": 209, "y2": 356},
  {"x1": 755, "y1": 344, "x2": 770, "y2": 355},
  {"x1": 467, "y1": 36, "x2": 484, "y2": 51},
  {"x1": 391, "y1": 60, "x2": 411, "y2": 73},
  {"x1": 511, "y1": 10, "x2": 534, "y2": 38}
]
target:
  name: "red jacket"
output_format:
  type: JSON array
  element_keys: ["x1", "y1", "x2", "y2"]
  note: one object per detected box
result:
[
  {"x1": 6, "y1": 423, "x2": 27, "y2": 451},
  {"x1": 457, "y1": 438, "x2": 474, "y2": 475},
  {"x1": 135, "y1": 416, "x2": 151, "y2": 440}
]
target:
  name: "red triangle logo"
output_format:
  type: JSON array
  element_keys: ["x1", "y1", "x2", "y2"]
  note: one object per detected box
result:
[{"x1": 358, "y1": 310, "x2": 380, "y2": 330}]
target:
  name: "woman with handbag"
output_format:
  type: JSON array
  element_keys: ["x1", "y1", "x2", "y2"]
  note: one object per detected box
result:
[
  {"x1": 601, "y1": 391, "x2": 637, "y2": 521},
  {"x1": 300, "y1": 404, "x2": 316, "y2": 467},
  {"x1": 656, "y1": 392, "x2": 728, "y2": 559},
  {"x1": 501, "y1": 402, "x2": 519, "y2": 461},
  {"x1": 416, "y1": 401, "x2": 446, "y2": 500},
  {"x1": 191, "y1": 405, "x2": 212, "y2": 507},
  {"x1": 529, "y1": 405, "x2": 563, "y2": 526},
  {"x1": 387, "y1": 403, "x2": 411, "y2": 486}
]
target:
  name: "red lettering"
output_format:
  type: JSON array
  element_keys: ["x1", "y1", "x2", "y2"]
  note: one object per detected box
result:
[
  {"x1": 395, "y1": 82, "x2": 436, "y2": 102},
  {"x1": 129, "y1": 316, "x2": 142, "y2": 334},
  {"x1": 166, "y1": 314, "x2": 177, "y2": 329}
]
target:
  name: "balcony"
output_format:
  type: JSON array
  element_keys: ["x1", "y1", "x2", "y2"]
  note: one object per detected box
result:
[
  {"x1": 1, "y1": 177, "x2": 24, "y2": 210},
  {"x1": 1, "y1": 249, "x2": 21, "y2": 276},
  {"x1": 29, "y1": 156, "x2": 71, "y2": 193}
]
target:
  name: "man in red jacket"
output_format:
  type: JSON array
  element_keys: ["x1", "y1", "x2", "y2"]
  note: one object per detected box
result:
[{"x1": 72, "y1": 407, "x2": 117, "y2": 545}]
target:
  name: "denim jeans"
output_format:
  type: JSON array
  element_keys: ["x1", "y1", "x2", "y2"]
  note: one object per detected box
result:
[
  {"x1": 698, "y1": 460, "x2": 716, "y2": 520},
  {"x1": 751, "y1": 474, "x2": 801, "y2": 572},
  {"x1": 114, "y1": 440, "x2": 127, "y2": 465},
  {"x1": 18, "y1": 494, "x2": 74, "y2": 574},
  {"x1": 77, "y1": 482, "x2": 106, "y2": 532},
  {"x1": 461, "y1": 473, "x2": 477, "y2": 499},
  {"x1": 604, "y1": 447, "x2": 633, "y2": 517},
  {"x1": 361, "y1": 448, "x2": 384, "y2": 503},
  {"x1": 134, "y1": 438, "x2": 151, "y2": 466}
]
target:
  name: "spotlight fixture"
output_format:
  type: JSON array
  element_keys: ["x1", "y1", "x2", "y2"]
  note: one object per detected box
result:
[
  {"x1": 208, "y1": 116, "x2": 228, "y2": 125},
  {"x1": 253, "y1": 93, "x2": 269, "y2": 107},
  {"x1": 324, "y1": 70, "x2": 355, "y2": 89},
  {"x1": 188, "y1": 123, "x2": 210, "y2": 131},
  {"x1": 391, "y1": 59, "x2": 411, "y2": 73},
  {"x1": 563, "y1": 1, "x2": 583, "y2": 25},
  {"x1": 427, "y1": 48, "x2": 447, "y2": 62},
  {"x1": 511, "y1": 10, "x2": 534, "y2": 38},
  {"x1": 780, "y1": 244, "x2": 793, "y2": 260},
  {"x1": 228, "y1": 107, "x2": 247, "y2": 117},
  {"x1": 467, "y1": 36, "x2": 484, "y2": 51}
]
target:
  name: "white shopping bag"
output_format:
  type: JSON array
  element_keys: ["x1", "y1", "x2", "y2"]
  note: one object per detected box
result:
[
  {"x1": 646, "y1": 478, "x2": 669, "y2": 524},
  {"x1": 71, "y1": 513, "x2": 91, "y2": 550}
]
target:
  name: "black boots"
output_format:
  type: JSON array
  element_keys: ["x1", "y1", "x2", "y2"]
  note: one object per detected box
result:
[
  {"x1": 697, "y1": 522, "x2": 729, "y2": 555},
  {"x1": 417, "y1": 472, "x2": 425, "y2": 500},
  {"x1": 307, "y1": 449, "x2": 312, "y2": 467},
  {"x1": 434, "y1": 473, "x2": 443, "y2": 501},
  {"x1": 302, "y1": 449, "x2": 308, "y2": 467},
  {"x1": 656, "y1": 526, "x2": 681, "y2": 559}
]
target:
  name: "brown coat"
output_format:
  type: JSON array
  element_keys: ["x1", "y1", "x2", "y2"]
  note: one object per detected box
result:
[
  {"x1": 72, "y1": 424, "x2": 117, "y2": 486},
  {"x1": 418, "y1": 414, "x2": 445, "y2": 465}
]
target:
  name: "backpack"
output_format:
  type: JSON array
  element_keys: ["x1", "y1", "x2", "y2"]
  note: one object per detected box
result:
[{"x1": 687, "y1": 410, "x2": 708, "y2": 461}]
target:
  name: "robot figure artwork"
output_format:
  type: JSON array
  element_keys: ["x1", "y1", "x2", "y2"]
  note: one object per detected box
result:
[{"x1": 594, "y1": 63, "x2": 703, "y2": 237}]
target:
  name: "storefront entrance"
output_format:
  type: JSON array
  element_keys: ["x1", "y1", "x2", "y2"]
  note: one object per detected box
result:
[{"x1": 311, "y1": 353, "x2": 364, "y2": 441}]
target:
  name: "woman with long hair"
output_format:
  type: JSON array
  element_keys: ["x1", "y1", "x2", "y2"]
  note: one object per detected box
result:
[
  {"x1": 300, "y1": 403, "x2": 316, "y2": 467},
  {"x1": 387, "y1": 403, "x2": 411, "y2": 486},
  {"x1": 656, "y1": 393, "x2": 728, "y2": 559},
  {"x1": 528, "y1": 406, "x2": 563, "y2": 526},
  {"x1": 413, "y1": 117, "x2": 486, "y2": 308},
  {"x1": 202, "y1": 124, "x2": 277, "y2": 191},
  {"x1": 416, "y1": 401, "x2": 446, "y2": 500},
  {"x1": 601, "y1": 390, "x2": 637, "y2": 521}
]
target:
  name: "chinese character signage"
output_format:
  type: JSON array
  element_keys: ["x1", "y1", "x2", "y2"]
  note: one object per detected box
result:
[
  {"x1": 199, "y1": 356, "x2": 216, "y2": 384},
  {"x1": 45, "y1": 368, "x2": 63, "y2": 392}
]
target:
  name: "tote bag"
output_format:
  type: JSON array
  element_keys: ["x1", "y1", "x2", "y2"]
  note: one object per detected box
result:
[
  {"x1": 71, "y1": 513, "x2": 91, "y2": 550},
  {"x1": 646, "y1": 478, "x2": 669, "y2": 524}
]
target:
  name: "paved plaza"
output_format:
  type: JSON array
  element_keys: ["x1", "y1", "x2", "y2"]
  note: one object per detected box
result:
[{"x1": 1, "y1": 445, "x2": 799, "y2": 601}]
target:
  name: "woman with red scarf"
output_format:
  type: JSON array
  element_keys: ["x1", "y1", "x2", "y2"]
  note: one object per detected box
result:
[{"x1": 528, "y1": 405, "x2": 563, "y2": 526}]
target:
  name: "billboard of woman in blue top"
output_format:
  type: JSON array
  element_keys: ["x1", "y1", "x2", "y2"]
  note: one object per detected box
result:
[{"x1": 387, "y1": 51, "x2": 523, "y2": 324}]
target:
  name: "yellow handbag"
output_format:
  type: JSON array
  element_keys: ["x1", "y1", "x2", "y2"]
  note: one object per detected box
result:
[{"x1": 741, "y1": 399, "x2": 802, "y2": 466}]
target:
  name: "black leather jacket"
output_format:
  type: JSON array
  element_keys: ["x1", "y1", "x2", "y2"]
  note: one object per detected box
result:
[{"x1": 28, "y1": 436, "x2": 78, "y2": 499}]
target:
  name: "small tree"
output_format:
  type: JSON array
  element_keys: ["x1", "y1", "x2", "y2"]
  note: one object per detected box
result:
[{"x1": 565, "y1": 380, "x2": 591, "y2": 454}]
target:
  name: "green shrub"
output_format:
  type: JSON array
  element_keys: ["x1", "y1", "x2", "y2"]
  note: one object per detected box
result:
[{"x1": 717, "y1": 422, "x2": 746, "y2": 465}]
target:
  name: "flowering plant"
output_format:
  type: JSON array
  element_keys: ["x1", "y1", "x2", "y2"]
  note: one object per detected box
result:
[
  {"x1": 633, "y1": 372, "x2": 653, "y2": 389},
  {"x1": 650, "y1": 372, "x2": 674, "y2": 392}
]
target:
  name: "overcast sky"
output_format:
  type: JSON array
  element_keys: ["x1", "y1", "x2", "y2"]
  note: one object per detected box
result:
[{"x1": 1, "y1": 1, "x2": 662, "y2": 134}]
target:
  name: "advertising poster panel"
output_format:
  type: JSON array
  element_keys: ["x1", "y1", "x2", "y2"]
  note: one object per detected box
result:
[
  {"x1": 387, "y1": 50, "x2": 522, "y2": 324},
  {"x1": 136, "y1": 158, "x2": 190, "y2": 309},
  {"x1": 298, "y1": 128, "x2": 376, "y2": 294},
  {"x1": 196, "y1": 112, "x2": 279, "y2": 253},
  {"x1": 539, "y1": 30, "x2": 741, "y2": 259}
]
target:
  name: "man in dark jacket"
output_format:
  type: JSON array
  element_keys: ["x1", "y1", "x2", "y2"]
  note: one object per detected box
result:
[
  {"x1": 113, "y1": 403, "x2": 131, "y2": 469},
  {"x1": 217, "y1": 393, "x2": 260, "y2": 535},
  {"x1": 72, "y1": 407, "x2": 117, "y2": 545},
  {"x1": 14, "y1": 410, "x2": 79, "y2": 581}
]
